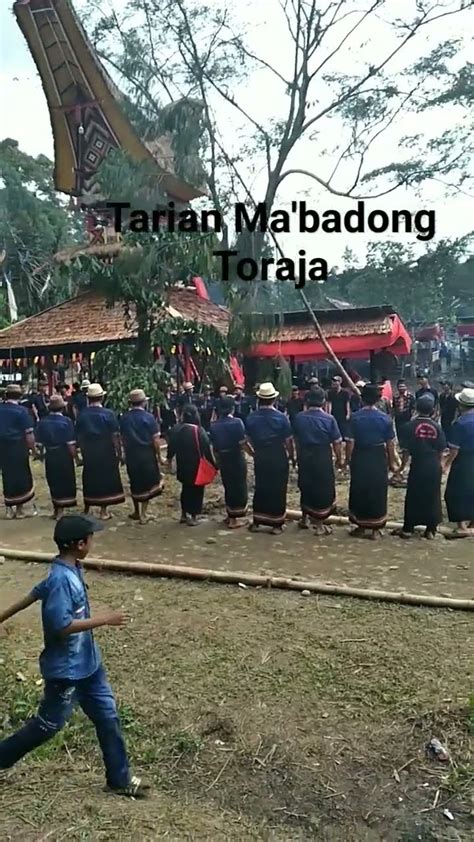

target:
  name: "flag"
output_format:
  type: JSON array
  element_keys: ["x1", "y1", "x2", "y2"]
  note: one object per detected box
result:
[
  {"x1": 192, "y1": 276, "x2": 209, "y2": 300},
  {"x1": 4, "y1": 272, "x2": 18, "y2": 322}
]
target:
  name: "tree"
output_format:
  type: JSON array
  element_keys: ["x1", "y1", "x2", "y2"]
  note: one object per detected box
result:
[
  {"x1": 0, "y1": 138, "x2": 79, "y2": 319},
  {"x1": 85, "y1": 0, "x2": 473, "y2": 254},
  {"x1": 83, "y1": 0, "x2": 472, "y2": 382},
  {"x1": 66, "y1": 151, "x2": 224, "y2": 405},
  {"x1": 326, "y1": 232, "x2": 474, "y2": 323}
]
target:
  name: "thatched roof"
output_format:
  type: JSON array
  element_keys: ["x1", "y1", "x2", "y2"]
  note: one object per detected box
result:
[{"x1": 0, "y1": 289, "x2": 229, "y2": 357}]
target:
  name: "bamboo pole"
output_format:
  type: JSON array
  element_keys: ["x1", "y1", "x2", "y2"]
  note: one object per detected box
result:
[
  {"x1": 284, "y1": 508, "x2": 460, "y2": 538},
  {"x1": 297, "y1": 288, "x2": 361, "y2": 395},
  {"x1": 268, "y1": 232, "x2": 361, "y2": 395},
  {"x1": 0, "y1": 547, "x2": 472, "y2": 611}
]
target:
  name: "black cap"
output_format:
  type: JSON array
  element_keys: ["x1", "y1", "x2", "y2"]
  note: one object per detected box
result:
[
  {"x1": 416, "y1": 394, "x2": 435, "y2": 415},
  {"x1": 54, "y1": 514, "x2": 104, "y2": 546}
]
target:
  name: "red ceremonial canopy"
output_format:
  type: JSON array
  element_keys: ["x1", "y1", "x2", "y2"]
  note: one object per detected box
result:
[
  {"x1": 457, "y1": 322, "x2": 474, "y2": 338},
  {"x1": 248, "y1": 311, "x2": 411, "y2": 361}
]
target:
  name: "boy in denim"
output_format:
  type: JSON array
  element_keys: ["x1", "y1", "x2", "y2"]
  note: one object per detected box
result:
[{"x1": 0, "y1": 515, "x2": 148, "y2": 798}]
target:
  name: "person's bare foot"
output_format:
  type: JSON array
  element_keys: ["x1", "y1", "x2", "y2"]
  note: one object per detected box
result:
[
  {"x1": 187, "y1": 516, "x2": 198, "y2": 527},
  {"x1": 270, "y1": 526, "x2": 284, "y2": 535},
  {"x1": 179, "y1": 514, "x2": 188, "y2": 524},
  {"x1": 350, "y1": 526, "x2": 365, "y2": 538},
  {"x1": 5, "y1": 508, "x2": 15, "y2": 520},
  {"x1": 128, "y1": 512, "x2": 140, "y2": 521},
  {"x1": 314, "y1": 523, "x2": 332, "y2": 536},
  {"x1": 298, "y1": 518, "x2": 309, "y2": 529},
  {"x1": 248, "y1": 523, "x2": 259, "y2": 532},
  {"x1": 227, "y1": 518, "x2": 248, "y2": 529},
  {"x1": 368, "y1": 529, "x2": 383, "y2": 540}
]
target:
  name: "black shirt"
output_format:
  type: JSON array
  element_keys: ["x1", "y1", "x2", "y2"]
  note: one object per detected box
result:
[
  {"x1": 327, "y1": 388, "x2": 350, "y2": 425},
  {"x1": 286, "y1": 397, "x2": 304, "y2": 420},
  {"x1": 399, "y1": 417, "x2": 446, "y2": 460},
  {"x1": 415, "y1": 386, "x2": 439, "y2": 407},
  {"x1": 439, "y1": 393, "x2": 457, "y2": 426}
]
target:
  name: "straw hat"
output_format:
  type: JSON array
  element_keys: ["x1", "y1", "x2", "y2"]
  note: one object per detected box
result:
[
  {"x1": 183, "y1": 381, "x2": 193, "y2": 390},
  {"x1": 87, "y1": 383, "x2": 106, "y2": 399},
  {"x1": 455, "y1": 387, "x2": 474, "y2": 407},
  {"x1": 49, "y1": 395, "x2": 66, "y2": 411},
  {"x1": 5, "y1": 383, "x2": 22, "y2": 398},
  {"x1": 129, "y1": 388, "x2": 149, "y2": 404},
  {"x1": 257, "y1": 382, "x2": 279, "y2": 400},
  {"x1": 80, "y1": 379, "x2": 91, "y2": 390}
]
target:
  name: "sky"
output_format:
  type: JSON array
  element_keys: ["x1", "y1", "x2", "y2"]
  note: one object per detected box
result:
[{"x1": 1, "y1": 0, "x2": 472, "y2": 271}]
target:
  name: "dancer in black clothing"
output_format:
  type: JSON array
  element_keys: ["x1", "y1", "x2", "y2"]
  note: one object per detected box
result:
[
  {"x1": 167, "y1": 405, "x2": 216, "y2": 525},
  {"x1": 397, "y1": 396, "x2": 446, "y2": 539},
  {"x1": 439, "y1": 382, "x2": 458, "y2": 438}
]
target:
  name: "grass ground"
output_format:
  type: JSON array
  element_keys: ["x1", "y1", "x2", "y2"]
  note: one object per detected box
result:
[{"x1": 0, "y1": 559, "x2": 472, "y2": 841}]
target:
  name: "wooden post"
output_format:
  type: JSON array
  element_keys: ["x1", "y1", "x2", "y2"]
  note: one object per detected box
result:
[{"x1": 369, "y1": 350, "x2": 376, "y2": 383}]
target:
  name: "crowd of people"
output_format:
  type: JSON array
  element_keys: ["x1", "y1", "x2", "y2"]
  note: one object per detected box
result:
[{"x1": 0, "y1": 372, "x2": 474, "y2": 538}]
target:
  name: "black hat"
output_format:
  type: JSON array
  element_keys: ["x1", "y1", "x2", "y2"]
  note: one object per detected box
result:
[
  {"x1": 54, "y1": 515, "x2": 104, "y2": 546},
  {"x1": 217, "y1": 395, "x2": 235, "y2": 415}
]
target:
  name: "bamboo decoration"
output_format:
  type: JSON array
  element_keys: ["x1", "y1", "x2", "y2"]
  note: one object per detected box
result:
[{"x1": 0, "y1": 547, "x2": 472, "y2": 612}]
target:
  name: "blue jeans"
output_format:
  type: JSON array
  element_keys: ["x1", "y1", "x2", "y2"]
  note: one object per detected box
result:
[{"x1": 0, "y1": 665, "x2": 130, "y2": 788}]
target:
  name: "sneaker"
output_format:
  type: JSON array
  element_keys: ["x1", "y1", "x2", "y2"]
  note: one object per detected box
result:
[{"x1": 106, "y1": 775, "x2": 150, "y2": 799}]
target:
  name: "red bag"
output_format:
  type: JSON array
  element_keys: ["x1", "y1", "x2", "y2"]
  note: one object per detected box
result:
[{"x1": 193, "y1": 425, "x2": 218, "y2": 486}]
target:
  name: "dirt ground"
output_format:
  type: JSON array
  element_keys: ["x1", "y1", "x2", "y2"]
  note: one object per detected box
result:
[
  {"x1": 0, "y1": 464, "x2": 473, "y2": 840},
  {"x1": 0, "y1": 461, "x2": 472, "y2": 600}
]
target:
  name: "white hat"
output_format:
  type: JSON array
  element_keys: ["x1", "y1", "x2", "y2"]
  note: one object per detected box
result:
[
  {"x1": 356, "y1": 380, "x2": 366, "y2": 388},
  {"x1": 87, "y1": 383, "x2": 106, "y2": 399},
  {"x1": 455, "y1": 387, "x2": 474, "y2": 407},
  {"x1": 257, "y1": 381, "x2": 279, "y2": 400},
  {"x1": 183, "y1": 381, "x2": 193, "y2": 390},
  {"x1": 80, "y1": 379, "x2": 91, "y2": 390}
]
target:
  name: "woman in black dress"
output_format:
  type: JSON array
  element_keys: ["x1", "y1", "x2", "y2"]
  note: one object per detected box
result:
[{"x1": 167, "y1": 404, "x2": 217, "y2": 525}]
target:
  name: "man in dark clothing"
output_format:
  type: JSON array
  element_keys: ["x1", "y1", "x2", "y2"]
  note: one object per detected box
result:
[
  {"x1": 30, "y1": 381, "x2": 50, "y2": 422},
  {"x1": 397, "y1": 395, "x2": 446, "y2": 538},
  {"x1": 439, "y1": 381, "x2": 458, "y2": 438},
  {"x1": 392, "y1": 379, "x2": 415, "y2": 439},
  {"x1": 293, "y1": 388, "x2": 343, "y2": 534},
  {"x1": 415, "y1": 375, "x2": 439, "y2": 410},
  {"x1": 71, "y1": 380, "x2": 89, "y2": 420},
  {"x1": 286, "y1": 386, "x2": 305, "y2": 430},
  {"x1": 176, "y1": 382, "x2": 196, "y2": 411},
  {"x1": 233, "y1": 385, "x2": 250, "y2": 422},
  {"x1": 326, "y1": 375, "x2": 351, "y2": 439},
  {"x1": 0, "y1": 384, "x2": 36, "y2": 518},
  {"x1": 158, "y1": 386, "x2": 177, "y2": 440},
  {"x1": 197, "y1": 385, "x2": 214, "y2": 432},
  {"x1": 120, "y1": 389, "x2": 163, "y2": 523}
]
